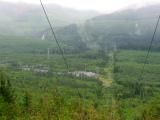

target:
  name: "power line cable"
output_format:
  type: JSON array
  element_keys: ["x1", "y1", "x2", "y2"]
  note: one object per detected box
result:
[
  {"x1": 139, "y1": 15, "x2": 160, "y2": 81},
  {"x1": 40, "y1": 0, "x2": 83, "y2": 99},
  {"x1": 40, "y1": 0, "x2": 69, "y2": 71}
]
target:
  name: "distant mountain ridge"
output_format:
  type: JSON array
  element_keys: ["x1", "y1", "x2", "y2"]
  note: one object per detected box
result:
[
  {"x1": 91, "y1": 4, "x2": 160, "y2": 21},
  {"x1": 0, "y1": 1, "x2": 99, "y2": 36},
  {"x1": 1, "y1": 2, "x2": 160, "y2": 51},
  {"x1": 83, "y1": 4, "x2": 160, "y2": 50},
  {"x1": 48, "y1": 4, "x2": 160, "y2": 51}
]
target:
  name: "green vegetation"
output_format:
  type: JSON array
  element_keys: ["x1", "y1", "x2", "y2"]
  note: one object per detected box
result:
[
  {"x1": 0, "y1": 35, "x2": 159, "y2": 119},
  {"x1": 112, "y1": 50, "x2": 160, "y2": 119},
  {"x1": 0, "y1": 2, "x2": 160, "y2": 119},
  {"x1": 0, "y1": 36, "x2": 111, "y2": 119}
]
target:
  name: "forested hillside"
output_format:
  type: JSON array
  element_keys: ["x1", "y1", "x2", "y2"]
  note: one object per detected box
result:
[
  {"x1": 0, "y1": 1, "x2": 98, "y2": 36},
  {"x1": 83, "y1": 4, "x2": 160, "y2": 50},
  {"x1": 43, "y1": 4, "x2": 160, "y2": 51}
]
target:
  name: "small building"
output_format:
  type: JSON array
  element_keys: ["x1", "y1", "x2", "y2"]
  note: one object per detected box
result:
[{"x1": 71, "y1": 71, "x2": 99, "y2": 78}]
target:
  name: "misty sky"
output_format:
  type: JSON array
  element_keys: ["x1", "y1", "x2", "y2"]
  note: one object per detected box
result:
[{"x1": 1, "y1": 0, "x2": 160, "y2": 12}]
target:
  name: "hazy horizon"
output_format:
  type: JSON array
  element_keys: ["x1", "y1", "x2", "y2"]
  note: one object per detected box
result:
[{"x1": 1, "y1": 0, "x2": 160, "y2": 13}]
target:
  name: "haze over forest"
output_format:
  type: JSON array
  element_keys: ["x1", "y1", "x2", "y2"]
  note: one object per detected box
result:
[
  {"x1": 0, "y1": 0, "x2": 160, "y2": 119},
  {"x1": 1, "y1": 1, "x2": 160, "y2": 50}
]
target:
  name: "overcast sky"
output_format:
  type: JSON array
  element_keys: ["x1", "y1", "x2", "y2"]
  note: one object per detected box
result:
[{"x1": 1, "y1": 0, "x2": 160, "y2": 13}]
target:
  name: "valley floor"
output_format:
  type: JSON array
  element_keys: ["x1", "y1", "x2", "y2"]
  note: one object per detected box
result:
[{"x1": 0, "y1": 49, "x2": 160, "y2": 120}]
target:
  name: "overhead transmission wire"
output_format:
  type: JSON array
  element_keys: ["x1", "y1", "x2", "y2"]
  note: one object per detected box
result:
[
  {"x1": 139, "y1": 15, "x2": 160, "y2": 81},
  {"x1": 40, "y1": 0, "x2": 69, "y2": 71},
  {"x1": 136, "y1": 15, "x2": 160, "y2": 97},
  {"x1": 40, "y1": 0, "x2": 82, "y2": 98}
]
